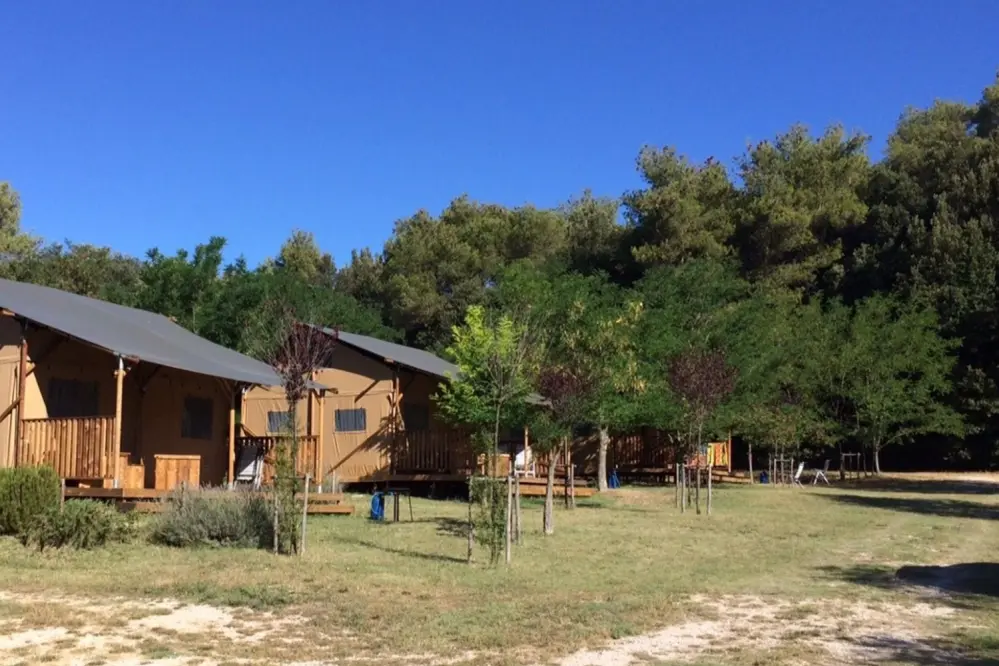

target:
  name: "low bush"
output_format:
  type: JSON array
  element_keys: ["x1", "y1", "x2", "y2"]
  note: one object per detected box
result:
[
  {"x1": 0, "y1": 466, "x2": 61, "y2": 535},
  {"x1": 150, "y1": 487, "x2": 273, "y2": 549},
  {"x1": 20, "y1": 500, "x2": 132, "y2": 551}
]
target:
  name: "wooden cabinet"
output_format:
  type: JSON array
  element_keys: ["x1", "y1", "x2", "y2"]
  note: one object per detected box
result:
[{"x1": 154, "y1": 454, "x2": 200, "y2": 490}]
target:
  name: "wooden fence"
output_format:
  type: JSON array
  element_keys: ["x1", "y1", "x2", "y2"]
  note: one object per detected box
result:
[
  {"x1": 392, "y1": 429, "x2": 473, "y2": 475},
  {"x1": 19, "y1": 416, "x2": 116, "y2": 479}
]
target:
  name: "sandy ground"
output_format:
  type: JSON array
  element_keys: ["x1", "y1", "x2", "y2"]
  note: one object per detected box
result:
[{"x1": 0, "y1": 589, "x2": 969, "y2": 666}]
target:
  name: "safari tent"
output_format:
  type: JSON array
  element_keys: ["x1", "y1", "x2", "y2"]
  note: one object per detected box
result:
[
  {"x1": 0, "y1": 278, "x2": 290, "y2": 491},
  {"x1": 244, "y1": 329, "x2": 477, "y2": 484}
]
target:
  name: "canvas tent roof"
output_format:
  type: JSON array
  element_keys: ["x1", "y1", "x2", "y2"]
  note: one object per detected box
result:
[
  {"x1": 0, "y1": 278, "x2": 288, "y2": 387},
  {"x1": 318, "y1": 327, "x2": 546, "y2": 405},
  {"x1": 321, "y1": 329, "x2": 459, "y2": 379}
]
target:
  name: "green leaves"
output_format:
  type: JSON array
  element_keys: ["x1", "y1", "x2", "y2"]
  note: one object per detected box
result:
[{"x1": 435, "y1": 305, "x2": 536, "y2": 441}]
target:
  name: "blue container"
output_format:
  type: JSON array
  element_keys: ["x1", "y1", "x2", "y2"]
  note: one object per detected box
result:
[
  {"x1": 370, "y1": 492, "x2": 385, "y2": 520},
  {"x1": 609, "y1": 469, "x2": 621, "y2": 489}
]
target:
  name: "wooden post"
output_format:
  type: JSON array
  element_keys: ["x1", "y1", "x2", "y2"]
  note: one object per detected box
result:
[
  {"x1": 227, "y1": 388, "x2": 236, "y2": 487},
  {"x1": 317, "y1": 390, "x2": 326, "y2": 490},
  {"x1": 15, "y1": 320, "x2": 27, "y2": 465},
  {"x1": 390, "y1": 371, "x2": 400, "y2": 474},
  {"x1": 523, "y1": 425, "x2": 530, "y2": 473},
  {"x1": 113, "y1": 355, "x2": 124, "y2": 487},
  {"x1": 300, "y1": 473, "x2": 310, "y2": 556}
]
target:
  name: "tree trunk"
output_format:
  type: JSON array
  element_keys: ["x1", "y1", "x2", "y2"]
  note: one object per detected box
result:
[
  {"x1": 568, "y1": 454, "x2": 576, "y2": 510},
  {"x1": 748, "y1": 443, "x2": 754, "y2": 484},
  {"x1": 505, "y1": 475, "x2": 512, "y2": 565},
  {"x1": 838, "y1": 443, "x2": 845, "y2": 481},
  {"x1": 467, "y1": 486, "x2": 474, "y2": 563},
  {"x1": 674, "y1": 462, "x2": 680, "y2": 508},
  {"x1": 873, "y1": 445, "x2": 882, "y2": 475},
  {"x1": 544, "y1": 451, "x2": 556, "y2": 535},
  {"x1": 707, "y1": 464, "x2": 712, "y2": 515},
  {"x1": 563, "y1": 440, "x2": 571, "y2": 510},
  {"x1": 597, "y1": 426, "x2": 610, "y2": 492},
  {"x1": 695, "y1": 466, "x2": 701, "y2": 515}
]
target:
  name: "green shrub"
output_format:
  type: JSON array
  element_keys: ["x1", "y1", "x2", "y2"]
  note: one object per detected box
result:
[
  {"x1": 150, "y1": 487, "x2": 273, "y2": 549},
  {"x1": 0, "y1": 466, "x2": 61, "y2": 535},
  {"x1": 20, "y1": 500, "x2": 132, "y2": 551}
]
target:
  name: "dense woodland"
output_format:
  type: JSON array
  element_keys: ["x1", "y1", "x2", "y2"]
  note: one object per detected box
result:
[{"x1": 2, "y1": 75, "x2": 999, "y2": 471}]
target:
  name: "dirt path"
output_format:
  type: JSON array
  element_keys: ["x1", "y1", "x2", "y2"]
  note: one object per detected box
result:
[{"x1": 0, "y1": 588, "x2": 973, "y2": 666}]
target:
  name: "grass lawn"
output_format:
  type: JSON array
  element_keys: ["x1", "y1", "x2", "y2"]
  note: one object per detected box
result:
[{"x1": 1, "y1": 476, "x2": 998, "y2": 665}]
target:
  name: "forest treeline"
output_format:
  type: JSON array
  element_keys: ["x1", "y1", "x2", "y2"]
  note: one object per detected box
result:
[{"x1": 2, "y1": 74, "x2": 998, "y2": 470}]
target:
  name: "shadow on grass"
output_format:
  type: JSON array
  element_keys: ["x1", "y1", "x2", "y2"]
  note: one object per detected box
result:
[
  {"x1": 337, "y1": 535, "x2": 468, "y2": 564},
  {"x1": 819, "y1": 493, "x2": 999, "y2": 520},
  {"x1": 833, "y1": 477, "x2": 999, "y2": 496},
  {"x1": 819, "y1": 562, "x2": 999, "y2": 604},
  {"x1": 845, "y1": 634, "x2": 999, "y2": 665}
]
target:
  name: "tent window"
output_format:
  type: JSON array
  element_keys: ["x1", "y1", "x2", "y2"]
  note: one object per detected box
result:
[
  {"x1": 182, "y1": 396, "x2": 214, "y2": 440},
  {"x1": 402, "y1": 403, "x2": 429, "y2": 431},
  {"x1": 47, "y1": 378, "x2": 100, "y2": 418},
  {"x1": 335, "y1": 408, "x2": 367, "y2": 433},
  {"x1": 267, "y1": 411, "x2": 293, "y2": 433}
]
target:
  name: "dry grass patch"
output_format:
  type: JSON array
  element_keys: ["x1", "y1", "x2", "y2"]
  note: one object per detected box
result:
[{"x1": 0, "y1": 479, "x2": 996, "y2": 664}]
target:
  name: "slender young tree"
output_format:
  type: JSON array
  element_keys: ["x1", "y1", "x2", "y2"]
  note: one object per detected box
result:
[
  {"x1": 435, "y1": 305, "x2": 537, "y2": 565},
  {"x1": 667, "y1": 348, "x2": 738, "y2": 515},
  {"x1": 266, "y1": 317, "x2": 338, "y2": 555}
]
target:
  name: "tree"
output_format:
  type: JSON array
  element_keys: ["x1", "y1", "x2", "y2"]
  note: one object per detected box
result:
[
  {"x1": 435, "y1": 305, "x2": 537, "y2": 565},
  {"x1": 0, "y1": 182, "x2": 40, "y2": 270},
  {"x1": 136, "y1": 237, "x2": 227, "y2": 336},
  {"x1": 269, "y1": 230, "x2": 335, "y2": 287},
  {"x1": 9, "y1": 241, "x2": 143, "y2": 305},
  {"x1": 381, "y1": 197, "x2": 566, "y2": 349},
  {"x1": 561, "y1": 189, "x2": 626, "y2": 277},
  {"x1": 491, "y1": 264, "x2": 643, "y2": 491},
  {"x1": 533, "y1": 366, "x2": 593, "y2": 534},
  {"x1": 841, "y1": 295, "x2": 963, "y2": 474},
  {"x1": 624, "y1": 148, "x2": 736, "y2": 268},
  {"x1": 667, "y1": 348, "x2": 737, "y2": 514},
  {"x1": 266, "y1": 319, "x2": 338, "y2": 555},
  {"x1": 736, "y1": 125, "x2": 870, "y2": 294}
]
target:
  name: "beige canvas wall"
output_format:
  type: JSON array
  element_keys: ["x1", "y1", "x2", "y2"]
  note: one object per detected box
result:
[{"x1": 138, "y1": 367, "x2": 232, "y2": 487}]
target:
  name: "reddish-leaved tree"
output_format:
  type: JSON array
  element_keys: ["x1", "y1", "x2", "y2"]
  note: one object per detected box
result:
[{"x1": 668, "y1": 347, "x2": 737, "y2": 515}]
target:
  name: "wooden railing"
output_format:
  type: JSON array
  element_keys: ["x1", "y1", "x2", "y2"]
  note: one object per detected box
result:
[
  {"x1": 236, "y1": 435, "x2": 319, "y2": 484},
  {"x1": 19, "y1": 416, "x2": 116, "y2": 479},
  {"x1": 392, "y1": 429, "x2": 473, "y2": 475}
]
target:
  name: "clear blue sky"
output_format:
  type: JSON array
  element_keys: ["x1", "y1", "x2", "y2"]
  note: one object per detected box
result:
[{"x1": 2, "y1": 1, "x2": 998, "y2": 267}]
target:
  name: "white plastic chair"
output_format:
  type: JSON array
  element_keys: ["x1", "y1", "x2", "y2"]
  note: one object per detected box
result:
[
  {"x1": 514, "y1": 449, "x2": 535, "y2": 477},
  {"x1": 812, "y1": 459, "x2": 830, "y2": 485},
  {"x1": 792, "y1": 462, "x2": 805, "y2": 488}
]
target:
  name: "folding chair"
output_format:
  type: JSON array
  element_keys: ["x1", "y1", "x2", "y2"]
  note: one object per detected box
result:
[
  {"x1": 792, "y1": 462, "x2": 805, "y2": 488},
  {"x1": 812, "y1": 459, "x2": 830, "y2": 485},
  {"x1": 234, "y1": 444, "x2": 264, "y2": 490}
]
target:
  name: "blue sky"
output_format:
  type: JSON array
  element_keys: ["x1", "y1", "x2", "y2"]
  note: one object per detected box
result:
[{"x1": 2, "y1": 1, "x2": 998, "y2": 267}]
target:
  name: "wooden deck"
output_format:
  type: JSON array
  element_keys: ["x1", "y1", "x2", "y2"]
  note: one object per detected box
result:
[{"x1": 64, "y1": 487, "x2": 355, "y2": 515}]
